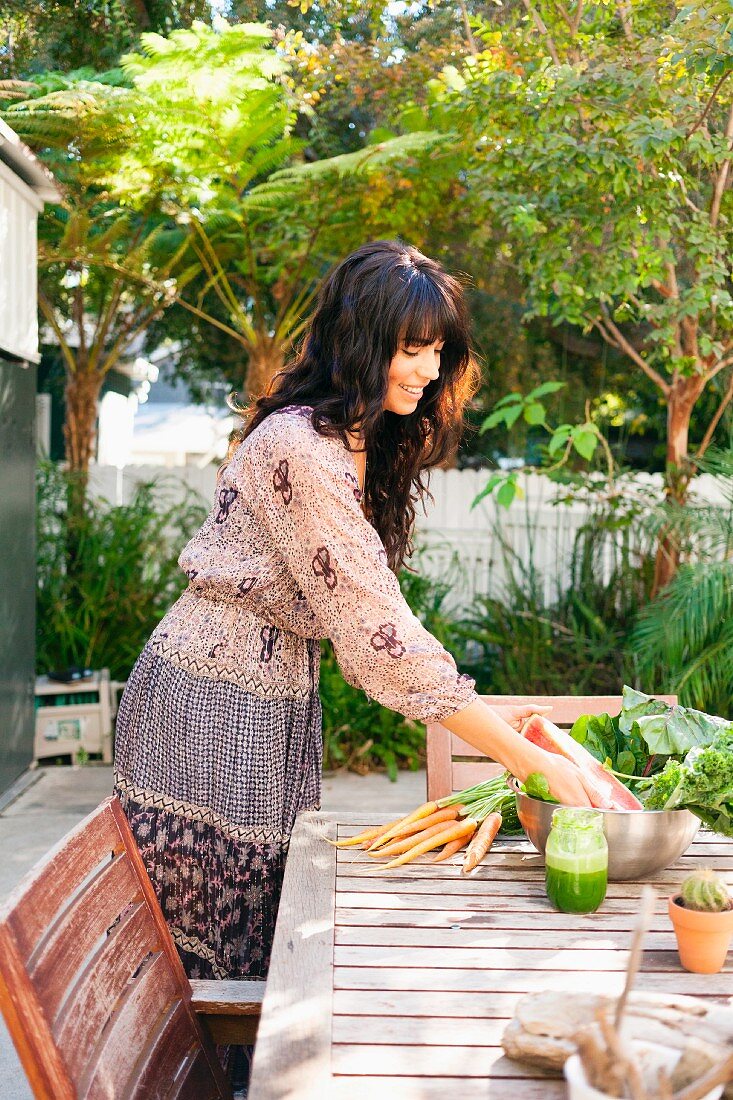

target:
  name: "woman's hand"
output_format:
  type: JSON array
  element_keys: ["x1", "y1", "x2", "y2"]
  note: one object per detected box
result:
[
  {"x1": 524, "y1": 751, "x2": 606, "y2": 808},
  {"x1": 494, "y1": 703, "x2": 553, "y2": 733}
]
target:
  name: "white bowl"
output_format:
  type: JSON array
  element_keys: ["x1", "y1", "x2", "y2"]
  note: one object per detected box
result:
[{"x1": 564, "y1": 1044, "x2": 723, "y2": 1100}]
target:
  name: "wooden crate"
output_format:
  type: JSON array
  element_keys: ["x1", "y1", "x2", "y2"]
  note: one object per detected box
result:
[{"x1": 34, "y1": 670, "x2": 113, "y2": 763}]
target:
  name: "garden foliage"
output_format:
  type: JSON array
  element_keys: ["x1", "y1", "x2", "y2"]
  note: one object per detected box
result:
[
  {"x1": 634, "y1": 444, "x2": 733, "y2": 716},
  {"x1": 36, "y1": 463, "x2": 206, "y2": 680}
]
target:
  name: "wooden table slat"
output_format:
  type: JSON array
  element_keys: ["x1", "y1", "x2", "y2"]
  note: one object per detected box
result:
[
  {"x1": 333, "y1": 988, "x2": 546, "y2": 1018},
  {"x1": 336, "y1": 890, "x2": 679, "y2": 913},
  {"x1": 335, "y1": 905, "x2": 674, "y2": 930},
  {"x1": 332, "y1": 1043, "x2": 557, "y2": 1078},
  {"x1": 336, "y1": 876, "x2": 681, "y2": 898},
  {"x1": 334, "y1": 924, "x2": 679, "y2": 950},
  {"x1": 334, "y1": 943, "x2": 708, "y2": 971},
  {"x1": 330, "y1": 1077, "x2": 565, "y2": 1100},
  {"x1": 336, "y1": 861, "x2": 714, "y2": 884},
  {"x1": 334, "y1": 1013, "x2": 517, "y2": 1045},
  {"x1": 334, "y1": 964, "x2": 733, "y2": 995}
]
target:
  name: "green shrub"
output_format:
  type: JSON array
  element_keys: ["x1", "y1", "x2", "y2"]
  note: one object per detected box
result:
[
  {"x1": 37, "y1": 463, "x2": 206, "y2": 680},
  {"x1": 319, "y1": 646, "x2": 424, "y2": 778}
]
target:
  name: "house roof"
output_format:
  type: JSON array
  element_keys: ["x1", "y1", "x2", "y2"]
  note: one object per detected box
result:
[{"x1": 0, "y1": 118, "x2": 60, "y2": 202}]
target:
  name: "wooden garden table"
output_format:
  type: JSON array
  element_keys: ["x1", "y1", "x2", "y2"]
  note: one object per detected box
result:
[{"x1": 248, "y1": 811, "x2": 733, "y2": 1100}]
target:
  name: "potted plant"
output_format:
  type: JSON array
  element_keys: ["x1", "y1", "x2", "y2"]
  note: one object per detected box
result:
[{"x1": 668, "y1": 868, "x2": 733, "y2": 974}]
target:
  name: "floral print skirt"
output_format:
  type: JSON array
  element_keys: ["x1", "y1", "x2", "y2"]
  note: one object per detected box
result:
[{"x1": 113, "y1": 615, "x2": 322, "y2": 1088}]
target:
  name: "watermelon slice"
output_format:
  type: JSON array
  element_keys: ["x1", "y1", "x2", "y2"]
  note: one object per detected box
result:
[{"x1": 522, "y1": 715, "x2": 644, "y2": 811}]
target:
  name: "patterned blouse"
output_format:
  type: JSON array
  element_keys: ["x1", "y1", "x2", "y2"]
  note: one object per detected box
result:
[{"x1": 174, "y1": 405, "x2": 478, "y2": 723}]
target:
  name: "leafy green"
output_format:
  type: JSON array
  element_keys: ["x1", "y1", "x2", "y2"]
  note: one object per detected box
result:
[
  {"x1": 522, "y1": 772, "x2": 559, "y2": 803},
  {"x1": 567, "y1": 687, "x2": 732, "y2": 791},
  {"x1": 641, "y1": 761, "x2": 685, "y2": 811},
  {"x1": 620, "y1": 686, "x2": 731, "y2": 755},
  {"x1": 640, "y1": 729, "x2": 733, "y2": 837},
  {"x1": 567, "y1": 708, "x2": 638, "y2": 770}
]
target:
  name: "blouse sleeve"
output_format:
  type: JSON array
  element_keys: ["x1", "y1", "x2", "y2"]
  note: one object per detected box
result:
[{"x1": 244, "y1": 412, "x2": 478, "y2": 723}]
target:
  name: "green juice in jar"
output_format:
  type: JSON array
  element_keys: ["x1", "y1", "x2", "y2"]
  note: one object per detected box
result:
[{"x1": 544, "y1": 807, "x2": 608, "y2": 914}]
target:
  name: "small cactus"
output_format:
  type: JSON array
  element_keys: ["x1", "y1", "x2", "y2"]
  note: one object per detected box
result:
[{"x1": 679, "y1": 868, "x2": 733, "y2": 913}]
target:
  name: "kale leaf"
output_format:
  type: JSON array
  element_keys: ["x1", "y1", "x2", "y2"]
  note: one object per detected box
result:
[
  {"x1": 620, "y1": 687, "x2": 731, "y2": 756},
  {"x1": 640, "y1": 729, "x2": 733, "y2": 837}
]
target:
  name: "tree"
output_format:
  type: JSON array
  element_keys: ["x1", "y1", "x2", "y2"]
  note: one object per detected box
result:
[
  {"x1": 133, "y1": 3, "x2": 493, "y2": 398},
  {"x1": 4, "y1": 18, "x2": 476, "y2": 481},
  {"x1": 113, "y1": 19, "x2": 312, "y2": 396},
  {"x1": 116, "y1": 19, "x2": 475, "y2": 397},
  {"x1": 2, "y1": 71, "x2": 194, "y2": 498},
  {"x1": 0, "y1": 0, "x2": 212, "y2": 79},
  {"x1": 427, "y1": 0, "x2": 733, "y2": 589}
]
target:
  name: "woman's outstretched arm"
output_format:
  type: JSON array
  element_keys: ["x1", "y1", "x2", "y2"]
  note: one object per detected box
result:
[{"x1": 441, "y1": 698, "x2": 601, "y2": 807}]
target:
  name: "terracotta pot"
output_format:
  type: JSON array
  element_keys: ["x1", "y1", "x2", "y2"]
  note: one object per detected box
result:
[{"x1": 668, "y1": 894, "x2": 733, "y2": 974}]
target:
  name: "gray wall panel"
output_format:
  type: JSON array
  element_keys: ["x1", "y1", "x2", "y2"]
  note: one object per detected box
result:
[{"x1": 0, "y1": 357, "x2": 36, "y2": 792}]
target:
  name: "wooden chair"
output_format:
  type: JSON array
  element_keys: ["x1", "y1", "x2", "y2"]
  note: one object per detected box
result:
[
  {"x1": 426, "y1": 694, "x2": 678, "y2": 801},
  {"x1": 0, "y1": 795, "x2": 265, "y2": 1100}
]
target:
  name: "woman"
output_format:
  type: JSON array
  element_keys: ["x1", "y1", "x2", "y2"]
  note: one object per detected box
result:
[{"x1": 113, "y1": 239, "x2": 597, "y2": 1018}]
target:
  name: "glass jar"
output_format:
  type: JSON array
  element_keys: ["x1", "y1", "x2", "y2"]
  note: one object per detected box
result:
[{"x1": 545, "y1": 807, "x2": 608, "y2": 914}]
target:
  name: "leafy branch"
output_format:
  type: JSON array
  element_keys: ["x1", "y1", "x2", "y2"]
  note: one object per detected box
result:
[{"x1": 472, "y1": 382, "x2": 612, "y2": 510}]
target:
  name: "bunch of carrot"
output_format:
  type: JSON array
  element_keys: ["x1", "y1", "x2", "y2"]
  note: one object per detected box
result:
[{"x1": 332, "y1": 772, "x2": 520, "y2": 874}]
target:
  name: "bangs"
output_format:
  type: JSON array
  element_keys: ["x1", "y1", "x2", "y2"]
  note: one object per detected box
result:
[{"x1": 398, "y1": 270, "x2": 465, "y2": 350}]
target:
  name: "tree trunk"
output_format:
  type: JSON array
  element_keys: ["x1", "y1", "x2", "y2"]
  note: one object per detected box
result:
[
  {"x1": 652, "y1": 374, "x2": 705, "y2": 594},
  {"x1": 63, "y1": 368, "x2": 103, "y2": 509},
  {"x1": 246, "y1": 337, "x2": 286, "y2": 401}
]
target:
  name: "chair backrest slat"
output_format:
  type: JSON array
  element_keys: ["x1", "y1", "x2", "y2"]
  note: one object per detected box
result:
[
  {"x1": 128, "y1": 1002, "x2": 199, "y2": 1100},
  {"x1": 83, "y1": 949, "x2": 178, "y2": 1098},
  {"x1": 30, "y1": 851, "x2": 140, "y2": 1023},
  {"x1": 0, "y1": 925, "x2": 75, "y2": 1100},
  {"x1": 55, "y1": 902, "x2": 156, "y2": 1082},
  {"x1": 173, "y1": 1048, "x2": 227, "y2": 1100},
  {"x1": 450, "y1": 760, "x2": 506, "y2": 792},
  {"x1": 0, "y1": 796, "x2": 231, "y2": 1099},
  {"x1": 8, "y1": 807, "x2": 123, "y2": 963},
  {"x1": 427, "y1": 693, "x2": 678, "y2": 801}
]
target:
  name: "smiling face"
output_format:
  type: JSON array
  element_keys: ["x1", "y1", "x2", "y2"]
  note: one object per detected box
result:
[{"x1": 383, "y1": 338, "x2": 444, "y2": 415}]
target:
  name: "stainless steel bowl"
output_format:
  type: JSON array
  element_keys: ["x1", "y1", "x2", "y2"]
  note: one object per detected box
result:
[{"x1": 508, "y1": 778, "x2": 700, "y2": 881}]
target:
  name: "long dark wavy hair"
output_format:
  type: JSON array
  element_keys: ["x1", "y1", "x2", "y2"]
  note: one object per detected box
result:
[{"x1": 228, "y1": 240, "x2": 479, "y2": 571}]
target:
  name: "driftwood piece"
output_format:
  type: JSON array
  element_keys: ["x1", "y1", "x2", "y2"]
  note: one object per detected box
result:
[
  {"x1": 616, "y1": 886, "x2": 656, "y2": 1032},
  {"x1": 670, "y1": 1041, "x2": 726, "y2": 1092},
  {"x1": 503, "y1": 990, "x2": 733, "y2": 1072}
]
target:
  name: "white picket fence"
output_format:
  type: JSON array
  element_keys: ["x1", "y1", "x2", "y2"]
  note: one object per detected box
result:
[{"x1": 87, "y1": 462, "x2": 730, "y2": 611}]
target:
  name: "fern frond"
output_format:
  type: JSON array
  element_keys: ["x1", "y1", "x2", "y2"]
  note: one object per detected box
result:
[{"x1": 633, "y1": 560, "x2": 733, "y2": 713}]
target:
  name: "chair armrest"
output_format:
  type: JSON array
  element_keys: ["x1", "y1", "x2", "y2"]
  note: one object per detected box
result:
[{"x1": 190, "y1": 979, "x2": 266, "y2": 1046}]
